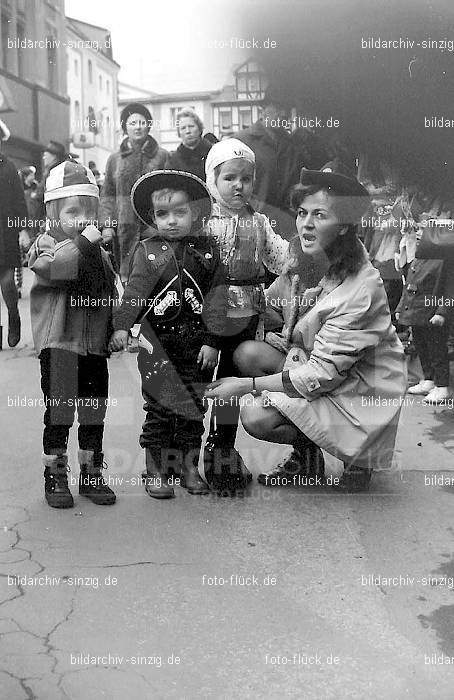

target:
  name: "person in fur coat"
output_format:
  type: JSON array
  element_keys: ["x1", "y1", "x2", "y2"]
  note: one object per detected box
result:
[{"x1": 99, "y1": 103, "x2": 169, "y2": 279}]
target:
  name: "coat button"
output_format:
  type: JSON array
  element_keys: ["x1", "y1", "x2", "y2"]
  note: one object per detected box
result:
[
  {"x1": 205, "y1": 252, "x2": 212, "y2": 259},
  {"x1": 292, "y1": 354, "x2": 299, "y2": 361},
  {"x1": 162, "y1": 245, "x2": 167, "y2": 250},
  {"x1": 148, "y1": 253, "x2": 156, "y2": 261},
  {"x1": 404, "y1": 306, "x2": 408, "y2": 310}
]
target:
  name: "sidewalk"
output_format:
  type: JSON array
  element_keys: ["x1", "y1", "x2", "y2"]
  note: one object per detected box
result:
[{"x1": 2, "y1": 270, "x2": 454, "y2": 699}]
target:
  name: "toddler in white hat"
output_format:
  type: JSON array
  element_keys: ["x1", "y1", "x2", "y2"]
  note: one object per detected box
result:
[{"x1": 203, "y1": 138, "x2": 289, "y2": 491}]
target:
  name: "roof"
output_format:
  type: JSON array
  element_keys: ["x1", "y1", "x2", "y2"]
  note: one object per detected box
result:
[
  {"x1": 66, "y1": 17, "x2": 119, "y2": 64},
  {"x1": 118, "y1": 85, "x2": 218, "y2": 105}
]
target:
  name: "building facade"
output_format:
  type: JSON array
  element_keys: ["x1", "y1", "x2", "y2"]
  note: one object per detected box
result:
[
  {"x1": 0, "y1": 0, "x2": 69, "y2": 169},
  {"x1": 66, "y1": 17, "x2": 119, "y2": 175},
  {"x1": 118, "y1": 58, "x2": 268, "y2": 151}
]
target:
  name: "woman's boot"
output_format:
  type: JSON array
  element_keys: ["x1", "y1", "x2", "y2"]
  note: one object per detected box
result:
[
  {"x1": 43, "y1": 453, "x2": 74, "y2": 508},
  {"x1": 143, "y1": 447, "x2": 175, "y2": 499},
  {"x1": 204, "y1": 425, "x2": 252, "y2": 492},
  {"x1": 78, "y1": 450, "x2": 116, "y2": 505},
  {"x1": 334, "y1": 465, "x2": 372, "y2": 492},
  {"x1": 258, "y1": 436, "x2": 324, "y2": 486}
]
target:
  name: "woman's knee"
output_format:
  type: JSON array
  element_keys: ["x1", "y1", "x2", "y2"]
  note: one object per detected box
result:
[
  {"x1": 233, "y1": 341, "x2": 258, "y2": 375},
  {"x1": 240, "y1": 405, "x2": 268, "y2": 439}
]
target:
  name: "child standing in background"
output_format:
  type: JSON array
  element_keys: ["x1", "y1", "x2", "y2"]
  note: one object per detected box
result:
[
  {"x1": 203, "y1": 139, "x2": 289, "y2": 491},
  {"x1": 396, "y1": 212, "x2": 454, "y2": 405}
]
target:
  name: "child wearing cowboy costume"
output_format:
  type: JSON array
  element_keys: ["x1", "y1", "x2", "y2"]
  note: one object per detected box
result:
[
  {"x1": 109, "y1": 170, "x2": 227, "y2": 498},
  {"x1": 28, "y1": 161, "x2": 117, "y2": 508},
  {"x1": 203, "y1": 138, "x2": 289, "y2": 491}
]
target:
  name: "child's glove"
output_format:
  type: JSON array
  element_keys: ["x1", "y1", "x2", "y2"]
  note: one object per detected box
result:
[
  {"x1": 429, "y1": 314, "x2": 445, "y2": 326},
  {"x1": 109, "y1": 330, "x2": 129, "y2": 352}
]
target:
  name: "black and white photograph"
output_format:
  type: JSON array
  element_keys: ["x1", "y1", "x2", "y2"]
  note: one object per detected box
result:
[{"x1": 2, "y1": 0, "x2": 454, "y2": 697}]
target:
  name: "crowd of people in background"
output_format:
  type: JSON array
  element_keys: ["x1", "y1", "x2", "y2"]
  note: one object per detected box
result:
[{"x1": 2, "y1": 90, "x2": 453, "y2": 506}]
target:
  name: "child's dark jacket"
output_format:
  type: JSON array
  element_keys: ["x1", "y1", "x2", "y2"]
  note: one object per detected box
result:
[
  {"x1": 396, "y1": 258, "x2": 454, "y2": 326},
  {"x1": 113, "y1": 231, "x2": 227, "y2": 348}
]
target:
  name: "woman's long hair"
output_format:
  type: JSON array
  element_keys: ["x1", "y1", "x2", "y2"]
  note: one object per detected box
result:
[{"x1": 290, "y1": 184, "x2": 368, "y2": 282}]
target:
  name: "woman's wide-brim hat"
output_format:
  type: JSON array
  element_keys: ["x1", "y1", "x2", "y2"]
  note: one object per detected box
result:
[
  {"x1": 131, "y1": 170, "x2": 213, "y2": 228},
  {"x1": 299, "y1": 160, "x2": 371, "y2": 220}
]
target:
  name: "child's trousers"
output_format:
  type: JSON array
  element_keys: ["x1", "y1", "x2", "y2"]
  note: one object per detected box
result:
[
  {"x1": 137, "y1": 328, "x2": 213, "y2": 466},
  {"x1": 412, "y1": 324, "x2": 450, "y2": 386},
  {"x1": 39, "y1": 348, "x2": 108, "y2": 454}
]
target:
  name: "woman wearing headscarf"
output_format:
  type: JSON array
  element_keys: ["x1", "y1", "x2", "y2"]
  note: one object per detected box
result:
[{"x1": 99, "y1": 102, "x2": 169, "y2": 280}]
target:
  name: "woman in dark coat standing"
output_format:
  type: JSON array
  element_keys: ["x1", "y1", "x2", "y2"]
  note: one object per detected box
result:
[
  {"x1": 99, "y1": 103, "x2": 169, "y2": 280},
  {"x1": 167, "y1": 109, "x2": 213, "y2": 182},
  {"x1": 0, "y1": 119, "x2": 29, "y2": 347}
]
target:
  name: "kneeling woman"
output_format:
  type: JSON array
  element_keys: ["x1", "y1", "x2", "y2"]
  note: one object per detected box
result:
[{"x1": 204, "y1": 164, "x2": 407, "y2": 491}]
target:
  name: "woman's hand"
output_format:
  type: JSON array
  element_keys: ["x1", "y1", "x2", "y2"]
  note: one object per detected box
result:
[
  {"x1": 197, "y1": 345, "x2": 219, "y2": 371},
  {"x1": 429, "y1": 314, "x2": 445, "y2": 326},
  {"x1": 204, "y1": 377, "x2": 251, "y2": 401}
]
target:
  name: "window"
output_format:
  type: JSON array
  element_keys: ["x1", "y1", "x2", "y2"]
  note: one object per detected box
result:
[
  {"x1": 88, "y1": 60, "x2": 93, "y2": 83},
  {"x1": 106, "y1": 79, "x2": 110, "y2": 95},
  {"x1": 239, "y1": 108, "x2": 252, "y2": 130},
  {"x1": 106, "y1": 115, "x2": 111, "y2": 146},
  {"x1": 237, "y1": 76, "x2": 247, "y2": 93},
  {"x1": 219, "y1": 109, "x2": 232, "y2": 129},
  {"x1": 1, "y1": 12, "x2": 10, "y2": 70},
  {"x1": 235, "y1": 61, "x2": 268, "y2": 100},
  {"x1": 16, "y1": 18, "x2": 25, "y2": 77},
  {"x1": 46, "y1": 22, "x2": 58, "y2": 91},
  {"x1": 99, "y1": 75, "x2": 102, "y2": 90},
  {"x1": 74, "y1": 100, "x2": 80, "y2": 130},
  {"x1": 74, "y1": 58, "x2": 78, "y2": 76}
]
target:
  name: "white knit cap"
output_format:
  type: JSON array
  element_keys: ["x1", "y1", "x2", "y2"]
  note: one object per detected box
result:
[
  {"x1": 205, "y1": 138, "x2": 255, "y2": 210},
  {"x1": 44, "y1": 161, "x2": 99, "y2": 202}
]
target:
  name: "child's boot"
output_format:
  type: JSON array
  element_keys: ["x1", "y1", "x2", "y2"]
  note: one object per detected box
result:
[
  {"x1": 182, "y1": 445, "x2": 210, "y2": 495},
  {"x1": 78, "y1": 450, "x2": 116, "y2": 505},
  {"x1": 43, "y1": 453, "x2": 74, "y2": 508},
  {"x1": 144, "y1": 447, "x2": 175, "y2": 499}
]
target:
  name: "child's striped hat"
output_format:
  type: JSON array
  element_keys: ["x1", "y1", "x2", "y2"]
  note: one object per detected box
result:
[{"x1": 44, "y1": 160, "x2": 99, "y2": 203}]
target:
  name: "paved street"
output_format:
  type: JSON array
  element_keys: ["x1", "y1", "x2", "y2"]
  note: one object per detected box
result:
[{"x1": 2, "y1": 270, "x2": 454, "y2": 699}]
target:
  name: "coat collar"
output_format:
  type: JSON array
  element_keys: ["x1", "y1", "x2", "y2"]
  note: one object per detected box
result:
[
  {"x1": 177, "y1": 139, "x2": 211, "y2": 159},
  {"x1": 120, "y1": 134, "x2": 159, "y2": 159}
]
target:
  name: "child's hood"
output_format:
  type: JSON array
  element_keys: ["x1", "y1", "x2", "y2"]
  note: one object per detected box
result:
[{"x1": 205, "y1": 138, "x2": 255, "y2": 211}]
